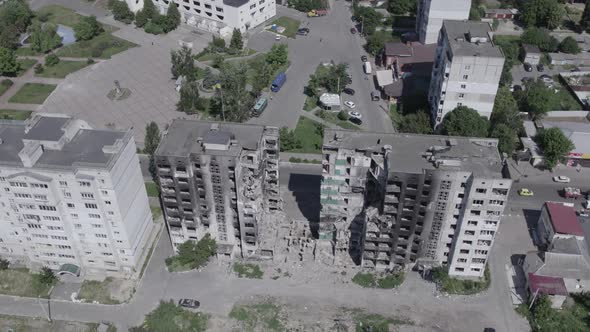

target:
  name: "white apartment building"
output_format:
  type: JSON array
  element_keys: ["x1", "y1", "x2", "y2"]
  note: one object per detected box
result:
[
  {"x1": 0, "y1": 114, "x2": 153, "y2": 278},
  {"x1": 416, "y1": 0, "x2": 471, "y2": 45},
  {"x1": 428, "y1": 20, "x2": 504, "y2": 129},
  {"x1": 126, "y1": 0, "x2": 276, "y2": 35}
]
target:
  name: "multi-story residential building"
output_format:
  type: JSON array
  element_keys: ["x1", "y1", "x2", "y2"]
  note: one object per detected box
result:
[
  {"x1": 319, "y1": 129, "x2": 511, "y2": 278},
  {"x1": 0, "y1": 114, "x2": 153, "y2": 278},
  {"x1": 428, "y1": 20, "x2": 505, "y2": 129},
  {"x1": 125, "y1": 0, "x2": 276, "y2": 34},
  {"x1": 416, "y1": 0, "x2": 471, "y2": 45},
  {"x1": 154, "y1": 120, "x2": 279, "y2": 258}
]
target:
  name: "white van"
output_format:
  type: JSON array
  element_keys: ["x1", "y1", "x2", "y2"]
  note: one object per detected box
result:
[{"x1": 363, "y1": 61, "x2": 372, "y2": 74}]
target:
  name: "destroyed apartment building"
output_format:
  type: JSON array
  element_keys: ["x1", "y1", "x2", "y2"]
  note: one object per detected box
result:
[
  {"x1": 154, "y1": 120, "x2": 280, "y2": 259},
  {"x1": 319, "y1": 129, "x2": 511, "y2": 278}
]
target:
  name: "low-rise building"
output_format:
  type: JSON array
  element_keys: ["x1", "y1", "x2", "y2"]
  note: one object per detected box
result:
[
  {"x1": 549, "y1": 52, "x2": 590, "y2": 66},
  {"x1": 483, "y1": 8, "x2": 519, "y2": 21},
  {"x1": 522, "y1": 44, "x2": 541, "y2": 65},
  {"x1": 319, "y1": 93, "x2": 341, "y2": 111},
  {"x1": 0, "y1": 114, "x2": 154, "y2": 278}
]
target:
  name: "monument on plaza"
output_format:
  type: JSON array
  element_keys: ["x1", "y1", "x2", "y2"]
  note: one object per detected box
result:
[{"x1": 107, "y1": 80, "x2": 131, "y2": 101}]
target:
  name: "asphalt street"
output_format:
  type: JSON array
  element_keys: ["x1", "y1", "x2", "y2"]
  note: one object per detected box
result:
[{"x1": 247, "y1": 3, "x2": 394, "y2": 133}]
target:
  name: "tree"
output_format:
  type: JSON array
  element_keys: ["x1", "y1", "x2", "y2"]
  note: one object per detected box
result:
[
  {"x1": 521, "y1": 27, "x2": 558, "y2": 52},
  {"x1": 250, "y1": 59, "x2": 272, "y2": 94},
  {"x1": 134, "y1": 9, "x2": 149, "y2": 28},
  {"x1": 229, "y1": 28, "x2": 243, "y2": 51},
  {"x1": 559, "y1": 36, "x2": 581, "y2": 54},
  {"x1": 142, "y1": 0, "x2": 157, "y2": 19},
  {"x1": 213, "y1": 63, "x2": 253, "y2": 122},
  {"x1": 537, "y1": 127, "x2": 575, "y2": 169},
  {"x1": 144, "y1": 122, "x2": 161, "y2": 155},
  {"x1": 165, "y1": 2, "x2": 181, "y2": 32},
  {"x1": 29, "y1": 22, "x2": 61, "y2": 53},
  {"x1": 353, "y1": 7, "x2": 382, "y2": 35},
  {"x1": 441, "y1": 106, "x2": 489, "y2": 137},
  {"x1": 44, "y1": 53, "x2": 59, "y2": 67},
  {"x1": 169, "y1": 234, "x2": 217, "y2": 269},
  {"x1": 288, "y1": 0, "x2": 324, "y2": 12},
  {"x1": 0, "y1": 258, "x2": 9, "y2": 270},
  {"x1": 202, "y1": 67, "x2": 218, "y2": 90},
  {"x1": 522, "y1": 0, "x2": 563, "y2": 30},
  {"x1": 490, "y1": 86, "x2": 521, "y2": 130},
  {"x1": 111, "y1": 0, "x2": 134, "y2": 24},
  {"x1": 0, "y1": 25, "x2": 19, "y2": 50},
  {"x1": 0, "y1": 0, "x2": 33, "y2": 34},
  {"x1": 266, "y1": 44, "x2": 288, "y2": 69},
  {"x1": 177, "y1": 79, "x2": 202, "y2": 114},
  {"x1": 0, "y1": 47, "x2": 19, "y2": 76},
  {"x1": 399, "y1": 111, "x2": 433, "y2": 134},
  {"x1": 337, "y1": 110, "x2": 349, "y2": 121},
  {"x1": 279, "y1": 126, "x2": 302, "y2": 151},
  {"x1": 491, "y1": 124, "x2": 517, "y2": 155},
  {"x1": 74, "y1": 15, "x2": 103, "y2": 41},
  {"x1": 170, "y1": 46, "x2": 194, "y2": 79},
  {"x1": 209, "y1": 36, "x2": 226, "y2": 53},
  {"x1": 36, "y1": 266, "x2": 56, "y2": 285},
  {"x1": 524, "y1": 80, "x2": 551, "y2": 120},
  {"x1": 386, "y1": 0, "x2": 415, "y2": 15},
  {"x1": 365, "y1": 32, "x2": 389, "y2": 56},
  {"x1": 581, "y1": 0, "x2": 590, "y2": 33}
]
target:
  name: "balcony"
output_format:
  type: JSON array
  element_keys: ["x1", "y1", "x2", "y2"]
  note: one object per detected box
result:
[
  {"x1": 159, "y1": 177, "x2": 174, "y2": 186},
  {"x1": 163, "y1": 196, "x2": 176, "y2": 203},
  {"x1": 162, "y1": 187, "x2": 175, "y2": 195},
  {"x1": 386, "y1": 184, "x2": 400, "y2": 193}
]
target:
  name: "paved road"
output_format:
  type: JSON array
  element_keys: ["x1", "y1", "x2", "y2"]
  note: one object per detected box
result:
[{"x1": 247, "y1": 3, "x2": 394, "y2": 133}]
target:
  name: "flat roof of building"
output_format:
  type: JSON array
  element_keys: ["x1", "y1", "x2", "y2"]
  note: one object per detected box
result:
[
  {"x1": 546, "y1": 201, "x2": 584, "y2": 236},
  {"x1": 527, "y1": 273, "x2": 568, "y2": 296},
  {"x1": 0, "y1": 115, "x2": 127, "y2": 170},
  {"x1": 322, "y1": 129, "x2": 504, "y2": 177},
  {"x1": 443, "y1": 20, "x2": 504, "y2": 58},
  {"x1": 156, "y1": 119, "x2": 272, "y2": 157}
]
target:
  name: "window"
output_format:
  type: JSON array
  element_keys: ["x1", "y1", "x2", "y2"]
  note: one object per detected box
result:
[
  {"x1": 462, "y1": 74, "x2": 468, "y2": 80},
  {"x1": 95, "y1": 234, "x2": 107, "y2": 238},
  {"x1": 472, "y1": 258, "x2": 486, "y2": 264},
  {"x1": 475, "y1": 188, "x2": 487, "y2": 194},
  {"x1": 64, "y1": 192, "x2": 72, "y2": 198},
  {"x1": 105, "y1": 201, "x2": 111, "y2": 205},
  {"x1": 51, "y1": 235, "x2": 68, "y2": 240},
  {"x1": 74, "y1": 223, "x2": 82, "y2": 228},
  {"x1": 91, "y1": 223, "x2": 103, "y2": 228},
  {"x1": 471, "y1": 267, "x2": 481, "y2": 272},
  {"x1": 102, "y1": 252, "x2": 113, "y2": 256},
  {"x1": 455, "y1": 267, "x2": 465, "y2": 272},
  {"x1": 81, "y1": 193, "x2": 94, "y2": 199},
  {"x1": 485, "y1": 220, "x2": 498, "y2": 227},
  {"x1": 460, "y1": 249, "x2": 469, "y2": 254},
  {"x1": 47, "y1": 226, "x2": 63, "y2": 230},
  {"x1": 457, "y1": 102, "x2": 462, "y2": 107},
  {"x1": 27, "y1": 224, "x2": 41, "y2": 229},
  {"x1": 78, "y1": 181, "x2": 91, "y2": 187},
  {"x1": 57, "y1": 245, "x2": 71, "y2": 249},
  {"x1": 39, "y1": 205, "x2": 56, "y2": 211},
  {"x1": 85, "y1": 203, "x2": 98, "y2": 209},
  {"x1": 14, "y1": 193, "x2": 31, "y2": 198},
  {"x1": 107, "y1": 211, "x2": 114, "y2": 215},
  {"x1": 489, "y1": 200, "x2": 504, "y2": 206},
  {"x1": 58, "y1": 254, "x2": 75, "y2": 258},
  {"x1": 9, "y1": 182, "x2": 27, "y2": 187},
  {"x1": 71, "y1": 213, "x2": 79, "y2": 219},
  {"x1": 460, "y1": 84, "x2": 466, "y2": 89},
  {"x1": 468, "y1": 220, "x2": 478, "y2": 226},
  {"x1": 89, "y1": 214, "x2": 101, "y2": 219},
  {"x1": 32, "y1": 233, "x2": 48, "y2": 238},
  {"x1": 464, "y1": 65, "x2": 471, "y2": 70},
  {"x1": 458, "y1": 258, "x2": 467, "y2": 263},
  {"x1": 458, "y1": 93, "x2": 464, "y2": 99},
  {"x1": 31, "y1": 183, "x2": 48, "y2": 189},
  {"x1": 67, "y1": 203, "x2": 75, "y2": 208},
  {"x1": 475, "y1": 249, "x2": 488, "y2": 255},
  {"x1": 464, "y1": 230, "x2": 475, "y2": 236},
  {"x1": 463, "y1": 240, "x2": 473, "y2": 245},
  {"x1": 43, "y1": 216, "x2": 60, "y2": 221},
  {"x1": 470, "y1": 210, "x2": 481, "y2": 216},
  {"x1": 18, "y1": 204, "x2": 36, "y2": 209},
  {"x1": 34, "y1": 194, "x2": 47, "y2": 200},
  {"x1": 481, "y1": 230, "x2": 495, "y2": 236},
  {"x1": 59, "y1": 181, "x2": 68, "y2": 187}
]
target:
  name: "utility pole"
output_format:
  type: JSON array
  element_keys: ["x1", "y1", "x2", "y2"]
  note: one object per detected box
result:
[
  {"x1": 38, "y1": 285, "x2": 54, "y2": 322},
  {"x1": 218, "y1": 86, "x2": 226, "y2": 122}
]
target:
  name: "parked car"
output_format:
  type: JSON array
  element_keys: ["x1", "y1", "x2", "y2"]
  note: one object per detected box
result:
[
  {"x1": 524, "y1": 62, "x2": 533, "y2": 72},
  {"x1": 296, "y1": 28, "x2": 309, "y2": 36},
  {"x1": 513, "y1": 85, "x2": 523, "y2": 92},
  {"x1": 540, "y1": 74, "x2": 553, "y2": 82},
  {"x1": 343, "y1": 88, "x2": 355, "y2": 95},
  {"x1": 537, "y1": 63, "x2": 544, "y2": 72},
  {"x1": 348, "y1": 111, "x2": 361, "y2": 118},
  {"x1": 350, "y1": 27, "x2": 357, "y2": 34},
  {"x1": 344, "y1": 101, "x2": 356, "y2": 109},
  {"x1": 361, "y1": 55, "x2": 368, "y2": 62},
  {"x1": 178, "y1": 299, "x2": 200, "y2": 309},
  {"x1": 553, "y1": 175, "x2": 571, "y2": 183},
  {"x1": 564, "y1": 187, "x2": 582, "y2": 199},
  {"x1": 275, "y1": 34, "x2": 281, "y2": 40},
  {"x1": 518, "y1": 188, "x2": 534, "y2": 197},
  {"x1": 349, "y1": 117, "x2": 362, "y2": 125}
]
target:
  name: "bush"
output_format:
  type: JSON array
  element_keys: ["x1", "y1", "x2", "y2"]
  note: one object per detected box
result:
[
  {"x1": 144, "y1": 21, "x2": 164, "y2": 35},
  {"x1": 0, "y1": 258, "x2": 9, "y2": 270},
  {"x1": 432, "y1": 265, "x2": 490, "y2": 295},
  {"x1": 34, "y1": 63, "x2": 44, "y2": 74},
  {"x1": 44, "y1": 53, "x2": 59, "y2": 67},
  {"x1": 337, "y1": 110, "x2": 349, "y2": 121},
  {"x1": 86, "y1": 58, "x2": 95, "y2": 64},
  {"x1": 233, "y1": 263, "x2": 264, "y2": 279},
  {"x1": 165, "y1": 234, "x2": 217, "y2": 272},
  {"x1": 36, "y1": 266, "x2": 57, "y2": 285},
  {"x1": 352, "y1": 272, "x2": 405, "y2": 289},
  {"x1": 1, "y1": 78, "x2": 14, "y2": 87},
  {"x1": 74, "y1": 15, "x2": 103, "y2": 41}
]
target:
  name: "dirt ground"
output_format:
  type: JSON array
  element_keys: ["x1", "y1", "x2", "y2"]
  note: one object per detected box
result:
[{"x1": 0, "y1": 314, "x2": 98, "y2": 332}]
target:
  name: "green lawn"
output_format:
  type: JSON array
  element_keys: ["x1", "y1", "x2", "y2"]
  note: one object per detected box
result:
[
  {"x1": 0, "y1": 269, "x2": 55, "y2": 298},
  {"x1": 270, "y1": 16, "x2": 301, "y2": 38},
  {"x1": 432, "y1": 266, "x2": 490, "y2": 295},
  {"x1": 36, "y1": 60, "x2": 90, "y2": 78},
  {"x1": 315, "y1": 110, "x2": 361, "y2": 130},
  {"x1": 0, "y1": 314, "x2": 99, "y2": 332},
  {"x1": 196, "y1": 48, "x2": 257, "y2": 61},
  {"x1": 145, "y1": 182, "x2": 159, "y2": 197},
  {"x1": 290, "y1": 117, "x2": 324, "y2": 154},
  {"x1": 229, "y1": 302, "x2": 285, "y2": 332},
  {"x1": 150, "y1": 205, "x2": 162, "y2": 220},
  {"x1": 0, "y1": 109, "x2": 32, "y2": 120},
  {"x1": 15, "y1": 47, "x2": 44, "y2": 56},
  {"x1": 56, "y1": 32, "x2": 136, "y2": 59},
  {"x1": 137, "y1": 300, "x2": 209, "y2": 332},
  {"x1": 8, "y1": 83, "x2": 56, "y2": 104},
  {"x1": 233, "y1": 263, "x2": 264, "y2": 279},
  {"x1": 354, "y1": 312, "x2": 412, "y2": 331},
  {"x1": 78, "y1": 277, "x2": 120, "y2": 304},
  {"x1": 0, "y1": 79, "x2": 13, "y2": 97},
  {"x1": 303, "y1": 96, "x2": 318, "y2": 111},
  {"x1": 549, "y1": 87, "x2": 582, "y2": 110},
  {"x1": 16, "y1": 58, "x2": 38, "y2": 76},
  {"x1": 351, "y1": 272, "x2": 405, "y2": 289}
]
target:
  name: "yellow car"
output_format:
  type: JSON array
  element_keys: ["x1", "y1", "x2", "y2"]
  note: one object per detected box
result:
[{"x1": 518, "y1": 188, "x2": 534, "y2": 197}]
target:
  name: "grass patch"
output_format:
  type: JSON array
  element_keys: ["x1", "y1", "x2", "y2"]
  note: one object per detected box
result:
[
  {"x1": 518, "y1": 293, "x2": 590, "y2": 332},
  {"x1": 145, "y1": 182, "x2": 159, "y2": 197},
  {"x1": 229, "y1": 302, "x2": 285, "y2": 332},
  {"x1": 243, "y1": 54, "x2": 290, "y2": 87},
  {"x1": 78, "y1": 277, "x2": 120, "y2": 304},
  {"x1": 139, "y1": 229, "x2": 160, "y2": 279},
  {"x1": 36, "y1": 5, "x2": 86, "y2": 27},
  {"x1": 233, "y1": 263, "x2": 264, "y2": 279},
  {"x1": 352, "y1": 272, "x2": 404, "y2": 289},
  {"x1": 288, "y1": 157, "x2": 321, "y2": 164},
  {"x1": 150, "y1": 205, "x2": 162, "y2": 220},
  {"x1": 269, "y1": 16, "x2": 301, "y2": 38},
  {"x1": 354, "y1": 312, "x2": 412, "y2": 332},
  {"x1": 0, "y1": 79, "x2": 14, "y2": 97},
  {"x1": 289, "y1": 117, "x2": 324, "y2": 154},
  {"x1": 0, "y1": 314, "x2": 99, "y2": 332},
  {"x1": 0, "y1": 268, "x2": 55, "y2": 298},
  {"x1": 56, "y1": 32, "x2": 136, "y2": 59},
  {"x1": 16, "y1": 58, "x2": 38, "y2": 76},
  {"x1": 432, "y1": 265, "x2": 490, "y2": 295},
  {"x1": 8, "y1": 83, "x2": 56, "y2": 104},
  {"x1": 15, "y1": 47, "x2": 44, "y2": 56},
  {"x1": 548, "y1": 86, "x2": 582, "y2": 110},
  {"x1": 36, "y1": 60, "x2": 90, "y2": 78},
  {"x1": 389, "y1": 103, "x2": 402, "y2": 129},
  {"x1": 0, "y1": 109, "x2": 33, "y2": 120},
  {"x1": 303, "y1": 95, "x2": 318, "y2": 111},
  {"x1": 139, "y1": 300, "x2": 209, "y2": 332},
  {"x1": 315, "y1": 110, "x2": 361, "y2": 130},
  {"x1": 196, "y1": 48, "x2": 257, "y2": 61}
]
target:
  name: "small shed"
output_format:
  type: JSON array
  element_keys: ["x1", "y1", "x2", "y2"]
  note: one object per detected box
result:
[
  {"x1": 319, "y1": 93, "x2": 341, "y2": 111},
  {"x1": 484, "y1": 8, "x2": 519, "y2": 20},
  {"x1": 523, "y1": 44, "x2": 541, "y2": 65}
]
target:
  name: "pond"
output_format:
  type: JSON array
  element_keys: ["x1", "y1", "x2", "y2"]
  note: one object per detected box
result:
[{"x1": 21, "y1": 24, "x2": 77, "y2": 46}]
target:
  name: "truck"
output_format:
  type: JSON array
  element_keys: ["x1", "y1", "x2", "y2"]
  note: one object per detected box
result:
[
  {"x1": 564, "y1": 187, "x2": 582, "y2": 199},
  {"x1": 307, "y1": 9, "x2": 328, "y2": 17},
  {"x1": 271, "y1": 72, "x2": 286, "y2": 92},
  {"x1": 252, "y1": 96, "x2": 268, "y2": 117},
  {"x1": 363, "y1": 61, "x2": 372, "y2": 74}
]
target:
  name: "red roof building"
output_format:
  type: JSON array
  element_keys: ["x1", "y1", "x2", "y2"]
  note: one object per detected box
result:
[
  {"x1": 546, "y1": 201, "x2": 584, "y2": 236},
  {"x1": 527, "y1": 273, "x2": 568, "y2": 296}
]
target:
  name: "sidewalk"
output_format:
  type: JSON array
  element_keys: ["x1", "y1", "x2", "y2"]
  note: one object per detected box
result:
[{"x1": 300, "y1": 109, "x2": 340, "y2": 129}]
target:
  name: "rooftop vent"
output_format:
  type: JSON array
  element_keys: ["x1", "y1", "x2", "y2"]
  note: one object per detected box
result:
[{"x1": 210, "y1": 123, "x2": 219, "y2": 131}]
